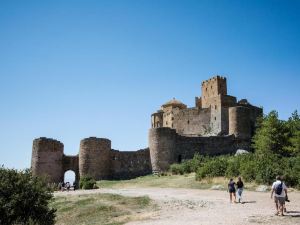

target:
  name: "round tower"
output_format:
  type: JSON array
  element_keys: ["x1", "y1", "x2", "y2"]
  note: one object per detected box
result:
[
  {"x1": 31, "y1": 137, "x2": 64, "y2": 183},
  {"x1": 229, "y1": 106, "x2": 251, "y2": 139},
  {"x1": 149, "y1": 127, "x2": 177, "y2": 173},
  {"x1": 79, "y1": 137, "x2": 111, "y2": 180}
]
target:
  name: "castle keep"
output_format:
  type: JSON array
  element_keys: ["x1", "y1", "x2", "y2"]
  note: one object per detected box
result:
[
  {"x1": 31, "y1": 76, "x2": 262, "y2": 181},
  {"x1": 149, "y1": 76, "x2": 262, "y2": 172}
]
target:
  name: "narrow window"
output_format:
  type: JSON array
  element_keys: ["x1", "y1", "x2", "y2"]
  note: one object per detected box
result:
[
  {"x1": 187, "y1": 120, "x2": 190, "y2": 124},
  {"x1": 214, "y1": 117, "x2": 216, "y2": 121},
  {"x1": 215, "y1": 105, "x2": 217, "y2": 110}
]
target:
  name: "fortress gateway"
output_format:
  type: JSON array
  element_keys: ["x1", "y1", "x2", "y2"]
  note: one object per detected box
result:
[{"x1": 31, "y1": 76, "x2": 262, "y2": 182}]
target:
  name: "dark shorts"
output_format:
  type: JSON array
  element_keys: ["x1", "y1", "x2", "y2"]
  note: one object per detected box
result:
[{"x1": 229, "y1": 188, "x2": 236, "y2": 193}]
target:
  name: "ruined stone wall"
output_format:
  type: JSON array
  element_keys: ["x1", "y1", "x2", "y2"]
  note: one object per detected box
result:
[
  {"x1": 110, "y1": 148, "x2": 152, "y2": 179},
  {"x1": 79, "y1": 137, "x2": 111, "y2": 180},
  {"x1": 31, "y1": 138, "x2": 64, "y2": 183},
  {"x1": 174, "y1": 135, "x2": 249, "y2": 160},
  {"x1": 148, "y1": 127, "x2": 251, "y2": 172},
  {"x1": 173, "y1": 107, "x2": 211, "y2": 136}
]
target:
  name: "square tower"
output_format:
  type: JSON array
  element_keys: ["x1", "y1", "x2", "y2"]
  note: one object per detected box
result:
[{"x1": 201, "y1": 76, "x2": 227, "y2": 108}]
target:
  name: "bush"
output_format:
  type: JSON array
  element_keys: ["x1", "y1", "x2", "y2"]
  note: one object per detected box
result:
[
  {"x1": 79, "y1": 176, "x2": 97, "y2": 189},
  {"x1": 225, "y1": 156, "x2": 240, "y2": 178},
  {"x1": 196, "y1": 156, "x2": 229, "y2": 180},
  {"x1": 187, "y1": 153, "x2": 207, "y2": 172},
  {"x1": 254, "y1": 153, "x2": 281, "y2": 184},
  {"x1": 170, "y1": 164, "x2": 184, "y2": 175},
  {"x1": 0, "y1": 167, "x2": 56, "y2": 225},
  {"x1": 239, "y1": 159, "x2": 257, "y2": 182}
]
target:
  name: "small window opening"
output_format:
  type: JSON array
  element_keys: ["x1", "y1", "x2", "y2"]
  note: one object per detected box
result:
[
  {"x1": 187, "y1": 120, "x2": 190, "y2": 124},
  {"x1": 214, "y1": 117, "x2": 216, "y2": 121}
]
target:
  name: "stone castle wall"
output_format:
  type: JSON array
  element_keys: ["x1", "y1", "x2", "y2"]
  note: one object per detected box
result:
[
  {"x1": 173, "y1": 107, "x2": 211, "y2": 136},
  {"x1": 111, "y1": 148, "x2": 152, "y2": 179},
  {"x1": 31, "y1": 137, "x2": 152, "y2": 182},
  {"x1": 149, "y1": 127, "x2": 251, "y2": 173}
]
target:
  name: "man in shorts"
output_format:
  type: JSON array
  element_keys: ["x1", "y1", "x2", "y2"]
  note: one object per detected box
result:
[{"x1": 271, "y1": 175, "x2": 288, "y2": 216}]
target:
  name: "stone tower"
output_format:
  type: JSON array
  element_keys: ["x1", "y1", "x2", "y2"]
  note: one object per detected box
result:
[
  {"x1": 79, "y1": 137, "x2": 111, "y2": 180},
  {"x1": 31, "y1": 138, "x2": 64, "y2": 183},
  {"x1": 201, "y1": 76, "x2": 227, "y2": 108},
  {"x1": 149, "y1": 127, "x2": 177, "y2": 173}
]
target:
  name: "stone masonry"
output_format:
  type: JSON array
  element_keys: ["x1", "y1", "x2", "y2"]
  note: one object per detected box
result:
[
  {"x1": 31, "y1": 75, "x2": 262, "y2": 181},
  {"x1": 149, "y1": 76, "x2": 262, "y2": 173}
]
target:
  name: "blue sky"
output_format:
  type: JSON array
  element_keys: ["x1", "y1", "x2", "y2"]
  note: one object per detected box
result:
[{"x1": 0, "y1": 0, "x2": 299, "y2": 170}]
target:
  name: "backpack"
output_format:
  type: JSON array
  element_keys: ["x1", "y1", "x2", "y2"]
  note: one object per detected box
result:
[{"x1": 275, "y1": 182, "x2": 283, "y2": 195}]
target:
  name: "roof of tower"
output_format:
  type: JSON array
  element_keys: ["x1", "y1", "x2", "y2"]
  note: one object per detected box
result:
[{"x1": 162, "y1": 98, "x2": 187, "y2": 109}]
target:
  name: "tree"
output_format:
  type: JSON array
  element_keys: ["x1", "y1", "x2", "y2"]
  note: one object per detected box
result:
[
  {"x1": 284, "y1": 110, "x2": 300, "y2": 156},
  {"x1": 252, "y1": 111, "x2": 289, "y2": 156},
  {"x1": 0, "y1": 167, "x2": 56, "y2": 225}
]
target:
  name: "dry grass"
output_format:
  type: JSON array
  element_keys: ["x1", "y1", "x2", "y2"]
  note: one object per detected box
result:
[
  {"x1": 97, "y1": 173, "x2": 262, "y2": 191},
  {"x1": 51, "y1": 193, "x2": 153, "y2": 225}
]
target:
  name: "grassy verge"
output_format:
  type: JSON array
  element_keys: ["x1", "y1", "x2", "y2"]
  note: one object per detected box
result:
[{"x1": 51, "y1": 193, "x2": 153, "y2": 225}]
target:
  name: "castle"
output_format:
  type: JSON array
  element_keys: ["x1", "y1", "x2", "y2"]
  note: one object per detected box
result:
[{"x1": 31, "y1": 76, "x2": 262, "y2": 182}]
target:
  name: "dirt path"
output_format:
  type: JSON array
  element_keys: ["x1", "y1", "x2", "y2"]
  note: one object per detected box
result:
[{"x1": 55, "y1": 188, "x2": 300, "y2": 225}]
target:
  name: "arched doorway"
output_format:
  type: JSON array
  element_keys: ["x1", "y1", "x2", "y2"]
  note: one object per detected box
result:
[{"x1": 64, "y1": 170, "x2": 76, "y2": 185}]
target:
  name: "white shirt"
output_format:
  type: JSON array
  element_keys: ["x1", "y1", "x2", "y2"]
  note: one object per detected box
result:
[{"x1": 272, "y1": 180, "x2": 287, "y2": 197}]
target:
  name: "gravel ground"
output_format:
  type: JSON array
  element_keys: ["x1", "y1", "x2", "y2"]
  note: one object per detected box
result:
[{"x1": 55, "y1": 188, "x2": 300, "y2": 225}]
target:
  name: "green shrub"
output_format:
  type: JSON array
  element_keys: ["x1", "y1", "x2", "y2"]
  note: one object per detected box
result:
[
  {"x1": 181, "y1": 161, "x2": 192, "y2": 174},
  {"x1": 187, "y1": 153, "x2": 207, "y2": 172},
  {"x1": 170, "y1": 163, "x2": 184, "y2": 175},
  {"x1": 225, "y1": 156, "x2": 240, "y2": 178},
  {"x1": 196, "y1": 156, "x2": 229, "y2": 180},
  {"x1": 239, "y1": 159, "x2": 257, "y2": 182},
  {"x1": 0, "y1": 167, "x2": 56, "y2": 225},
  {"x1": 79, "y1": 176, "x2": 97, "y2": 189},
  {"x1": 254, "y1": 153, "x2": 281, "y2": 184}
]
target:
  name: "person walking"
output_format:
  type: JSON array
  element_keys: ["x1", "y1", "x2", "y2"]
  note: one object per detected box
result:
[
  {"x1": 271, "y1": 175, "x2": 288, "y2": 216},
  {"x1": 236, "y1": 177, "x2": 244, "y2": 203},
  {"x1": 228, "y1": 178, "x2": 236, "y2": 203}
]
